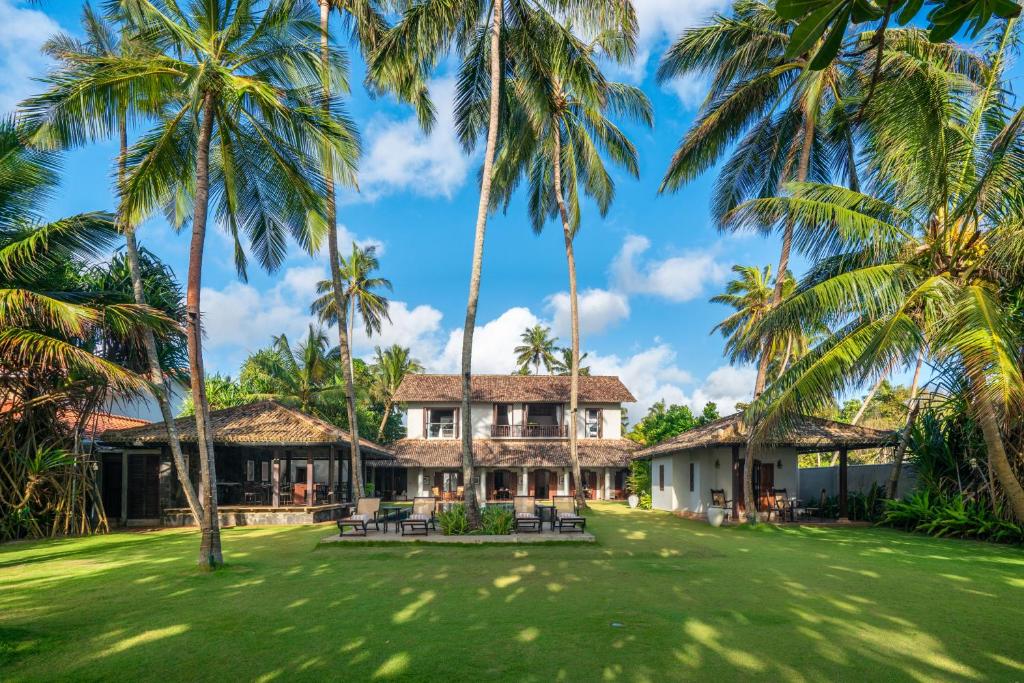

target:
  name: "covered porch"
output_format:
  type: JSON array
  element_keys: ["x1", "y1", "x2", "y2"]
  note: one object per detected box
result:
[{"x1": 100, "y1": 401, "x2": 392, "y2": 526}]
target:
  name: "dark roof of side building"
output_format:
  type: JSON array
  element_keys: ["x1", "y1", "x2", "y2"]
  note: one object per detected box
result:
[{"x1": 380, "y1": 437, "x2": 641, "y2": 469}]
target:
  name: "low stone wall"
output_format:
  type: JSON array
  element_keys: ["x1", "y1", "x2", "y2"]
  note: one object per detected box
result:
[{"x1": 162, "y1": 504, "x2": 350, "y2": 527}]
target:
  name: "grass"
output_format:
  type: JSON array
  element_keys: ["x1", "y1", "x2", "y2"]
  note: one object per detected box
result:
[{"x1": 1, "y1": 502, "x2": 1023, "y2": 681}]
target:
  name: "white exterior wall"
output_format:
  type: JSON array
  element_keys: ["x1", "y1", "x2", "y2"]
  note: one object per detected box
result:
[
  {"x1": 650, "y1": 446, "x2": 800, "y2": 512},
  {"x1": 403, "y1": 401, "x2": 623, "y2": 440}
]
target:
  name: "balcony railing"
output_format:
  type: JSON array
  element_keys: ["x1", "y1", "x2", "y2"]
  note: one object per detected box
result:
[
  {"x1": 491, "y1": 423, "x2": 568, "y2": 438},
  {"x1": 427, "y1": 422, "x2": 457, "y2": 439}
]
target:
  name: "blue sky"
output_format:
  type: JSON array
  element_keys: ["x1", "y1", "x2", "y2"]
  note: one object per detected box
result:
[{"x1": 4, "y1": 0, "x2": 805, "y2": 421}]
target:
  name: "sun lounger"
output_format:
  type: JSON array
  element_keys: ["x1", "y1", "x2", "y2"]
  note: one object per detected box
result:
[
  {"x1": 552, "y1": 496, "x2": 586, "y2": 533},
  {"x1": 400, "y1": 497, "x2": 438, "y2": 536},
  {"x1": 513, "y1": 496, "x2": 542, "y2": 532},
  {"x1": 337, "y1": 497, "x2": 381, "y2": 536}
]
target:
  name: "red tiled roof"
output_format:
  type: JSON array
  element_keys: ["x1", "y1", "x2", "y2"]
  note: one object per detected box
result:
[
  {"x1": 394, "y1": 374, "x2": 636, "y2": 403},
  {"x1": 634, "y1": 413, "x2": 896, "y2": 457},
  {"x1": 102, "y1": 400, "x2": 391, "y2": 455},
  {"x1": 382, "y1": 438, "x2": 640, "y2": 468}
]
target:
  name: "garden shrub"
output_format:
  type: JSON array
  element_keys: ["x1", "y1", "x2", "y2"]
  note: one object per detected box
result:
[
  {"x1": 436, "y1": 504, "x2": 469, "y2": 535},
  {"x1": 481, "y1": 505, "x2": 514, "y2": 535},
  {"x1": 626, "y1": 460, "x2": 652, "y2": 509},
  {"x1": 881, "y1": 491, "x2": 1024, "y2": 544}
]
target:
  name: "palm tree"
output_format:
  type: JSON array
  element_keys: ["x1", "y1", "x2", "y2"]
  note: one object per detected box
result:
[
  {"x1": 243, "y1": 326, "x2": 342, "y2": 414},
  {"x1": 515, "y1": 325, "x2": 559, "y2": 375},
  {"x1": 369, "y1": 344, "x2": 423, "y2": 441},
  {"x1": 315, "y1": 0, "x2": 431, "y2": 506},
  {"x1": 372, "y1": 0, "x2": 637, "y2": 525},
  {"x1": 710, "y1": 265, "x2": 801, "y2": 380},
  {"x1": 489, "y1": 14, "x2": 649, "y2": 507},
  {"x1": 735, "y1": 19, "x2": 1024, "y2": 522},
  {"x1": 312, "y1": 242, "x2": 391, "y2": 489},
  {"x1": 23, "y1": 3, "x2": 204, "y2": 528},
  {"x1": 26, "y1": 0, "x2": 358, "y2": 567},
  {"x1": 656, "y1": 1, "x2": 866, "y2": 399},
  {"x1": 553, "y1": 348, "x2": 589, "y2": 376}
]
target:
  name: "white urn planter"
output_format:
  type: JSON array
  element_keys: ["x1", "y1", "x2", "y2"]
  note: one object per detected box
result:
[
  {"x1": 627, "y1": 494, "x2": 639, "y2": 509},
  {"x1": 706, "y1": 506, "x2": 727, "y2": 528}
]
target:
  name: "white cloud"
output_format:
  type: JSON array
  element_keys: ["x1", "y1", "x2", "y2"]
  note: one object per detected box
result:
[
  {"x1": 437, "y1": 307, "x2": 540, "y2": 374},
  {"x1": 355, "y1": 77, "x2": 471, "y2": 201},
  {"x1": 351, "y1": 301, "x2": 445, "y2": 363},
  {"x1": 546, "y1": 288, "x2": 630, "y2": 337},
  {"x1": 664, "y1": 74, "x2": 710, "y2": 110},
  {"x1": 688, "y1": 365, "x2": 757, "y2": 414},
  {"x1": 0, "y1": 0, "x2": 60, "y2": 113},
  {"x1": 336, "y1": 223, "x2": 385, "y2": 255},
  {"x1": 611, "y1": 234, "x2": 726, "y2": 302}
]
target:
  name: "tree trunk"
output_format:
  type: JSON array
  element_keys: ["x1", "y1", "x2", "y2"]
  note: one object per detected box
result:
[
  {"x1": 459, "y1": 0, "x2": 502, "y2": 527},
  {"x1": 118, "y1": 116, "x2": 204, "y2": 526},
  {"x1": 745, "y1": 114, "x2": 815, "y2": 522},
  {"x1": 777, "y1": 334, "x2": 793, "y2": 379},
  {"x1": 377, "y1": 397, "x2": 393, "y2": 442},
  {"x1": 551, "y1": 123, "x2": 585, "y2": 510},
  {"x1": 974, "y1": 392, "x2": 1024, "y2": 523},
  {"x1": 887, "y1": 351, "x2": 923, "y2": 499},
  {"x1": 320, "y1": 0, "x2": 363, "y2": 502},
  {"x1": 187, "y1": 91, "x2": 222, "y2": 569},
  {"x1": 852, "y1": 370, "x2": 888, "y2": 425}
]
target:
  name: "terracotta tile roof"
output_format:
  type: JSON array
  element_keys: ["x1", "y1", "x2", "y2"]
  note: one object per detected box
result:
[
  {"x1": 101, "y1": 400, "x2": 391, "y2": 455},
  {"x1": 634, "y1": 413, "x2": 896, "y2": 458},
  {"x1": 381, "y1": 438, "x2": 640, "y2": 468},
  {"x1": 394, "y1": 374, "x2": 636, "y2": 403},
  {"x1": 1, "y1": 403, "x2": 149, "y2": 440}
]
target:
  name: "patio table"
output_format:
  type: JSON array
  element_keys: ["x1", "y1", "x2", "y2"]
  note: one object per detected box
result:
[
  {"x1": 379, "y1": 504, "x2": 408, "y2": 533},
  {"x1": 534, "y1": 503, "x2": 556, "y2": 531}
]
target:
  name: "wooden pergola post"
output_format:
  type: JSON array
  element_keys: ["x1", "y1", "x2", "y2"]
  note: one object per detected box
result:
[
  {"x1": 731, "y1": 445, "x2": 741, "y2": 518},
  {"x1": 328, "y1": 445, "x2": 336, "y2": 503},
  {"x1": 272, "y1": 453, "x2": 281, "y2": 508},
  {"x1": 306, "y1": 452, "x2": 315, "y2": 506},
  {"x1": 838, "y1": 447, "x2": 849, "y2": 522}
]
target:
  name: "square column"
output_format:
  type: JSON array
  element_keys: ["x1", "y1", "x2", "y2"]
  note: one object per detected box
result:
[
  {"x1": 604, "y1": 468, "x2": 612, "y2": 500},
  {"x1": 521, "y1": 467, "x2": 528, "y2": 495},
  {"x1": 478, "y1": 469, "x2": 486, "y2": 502},
  {"x1": 417, "y1": 468, "x2": 425, "y2": 497},
  {"x1": 562, "y1": 469, "x2": 569, "y2": 496}
]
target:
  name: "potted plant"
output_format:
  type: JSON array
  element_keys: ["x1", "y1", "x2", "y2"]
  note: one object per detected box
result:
[{"x1": 706, "y1": 506, "x2": 727, "y2": 528}]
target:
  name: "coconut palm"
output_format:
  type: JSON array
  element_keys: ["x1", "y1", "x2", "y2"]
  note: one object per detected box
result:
[
  {"x1": 711, "y1": 265, "x2": 804, "y2": 380},
  {"x1": 242, "y1": 326, "x2": 342, "y2": 414},
  {"x1": 514, "y1": 325, "x2": 559, "y2": 375},
  {"x1": 368, "y1": 344, "x2": 423, "y2": 441},
  {"x1": 553, "y1": 348, "x2": 589, "y2": 376},
  {"x1": 22, "y1": 3, "x2": 204, "y2": 528},
  {"x1": 488, "y1": 14, "x2": 650, "y2": 507},
  {"x1": 372, "y1": 0, "x2": 637, "y2": 524},
  {"x1": 23, "y1": 0, "x2": 358, "y2": 567},
  {"x1": 314, "y1": 0, "x2": 431, "y2": 506},
  {"x1": 734, "y1": 20, "x2": 1024, "y2": 522}
]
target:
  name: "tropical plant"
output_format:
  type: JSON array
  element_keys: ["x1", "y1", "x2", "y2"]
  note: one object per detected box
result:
[
  {"x1": 514, "y1": 325, "x2": 559, "y2": 375},
  {"x1": 625, "y1": 459, "x2": 652, "y2": 509},
  {"x1": 23, "y1": 2, "x2": 207, "y2": 530},
  {"x1": 481, "y1": 504, "x2": 514, "y2": 535},
  {"x1": 179, "y1": 374, "x2": 255, "y2": 415},
  {"x1": 372, "y1": 0, "x2": 637, "y2": 526},
  {"x1": 737, "y1": 19, "x2": 1024, "y2": 523},
  {"x1": 881, "y1": 491, "x2": 1024, "y2": 544},
  {"x1": 627, "y1": 401, "x2": 699, "y2": 447},
  {"x1": 240, "y1": 326, "x2": 342, "y2": 414},
  {"x1": 488, "y1": 11, "x2": 650, "y2": 508},
  {"x1": 27, "y1": 0, "x2": 359, "y2": 567},
  {"x1": 552, "y1": 348, "x2": 589, "y2": 376},
  {"x1": 368, "y1": 344, "x2": 423, "y2": 441},
  {"x1": 437, "y1": 503, "x2": 470, "y2": 535}
]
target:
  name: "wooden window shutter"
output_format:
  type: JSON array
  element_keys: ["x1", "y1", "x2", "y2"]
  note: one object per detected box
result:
[
  {"x1": 659, "y1": 464, "x2": 665, "y2": 491},
  {"x1": 422, "y1": 408, "x2": 427, "y2": 438},
  {"x1": 528, "y1": 470, "x2": 535, "y2": 496},
  {"x1": 598, "y1": 409, "x2": 603, "y2": 438},
  {"x1": 454, "y1": 407, "x2": 460, "y2": 439}
]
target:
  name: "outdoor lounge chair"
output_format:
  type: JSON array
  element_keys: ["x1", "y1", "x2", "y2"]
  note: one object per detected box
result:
[
  {"x1": 400, "y1": 497, "x2": 437, "y2": 536},
  {"x1": 769, "y1": 488, "x2": 792, "y2": 522},
  {"x1": 336, "y1": 497, "x2": 381, "y2": 536},
  {"x1": 552, "y1": 496, "x2": 586, "y2": 533},
  {"x1": 710, "y1": 489, "x2": 733, "y2": 520},
  {"x1": 513, "y1": 496, "x2": 542, "y2": 533}
]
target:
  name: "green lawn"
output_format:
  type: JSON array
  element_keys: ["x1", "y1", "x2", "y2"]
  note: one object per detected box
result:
[{"x1": 2, "y1": 503, "x2": 1023, "y2": 681}]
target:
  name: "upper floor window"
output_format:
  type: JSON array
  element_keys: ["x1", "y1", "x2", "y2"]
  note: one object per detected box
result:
[
  {"x1": 425, "y1": 407, "x2": 457, "y2": 439},
  {"x1": 584, "y1": 408, "x2": 602, "y2": 438}
]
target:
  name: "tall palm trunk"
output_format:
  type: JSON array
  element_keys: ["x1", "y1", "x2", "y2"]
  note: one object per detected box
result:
[
  {"x1": 187, "y1": 91, "x2": 222, "y2": 569},
  {"x1": 974, "y1": 392, "x2": 1024, "y2": 523},
  {"x1": 886, "y1": 351, "x2": 923, "y2": 498},
  {"x1": 320, "y1": 0, "x2": 363, "y2": 502},
  {"x1": 459, "y1": 0, "x2": 502, "y2": 525},
  {"x1": 551, "y1": 122, "x2": 585, "y2": 509},
  {"x1": 745, "y1": 113, "x2": 816, "y2": 522},
  {"x1": 118, "y1": 116, "x2": 204, "y2": 526},
  {"x1": 828, "y1": 367, "x2": 892, "y2": 467},
  {"x1": 377, "y1": 397, "x2": 393, "y2": 442}
]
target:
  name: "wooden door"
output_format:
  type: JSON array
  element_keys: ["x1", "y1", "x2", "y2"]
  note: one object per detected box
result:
[
  {"x1": 101, "y1": 454, "x2": 122, "y2": 520},
  {"x1": 757, "y1": 462, "x2": 775, "y2": 511},
  {"x1": 126, "y1": 454, "x2": 160, "y2": 519},
  {"x1": 535, "y1": 470, "x2": 549, "y2": 499}
]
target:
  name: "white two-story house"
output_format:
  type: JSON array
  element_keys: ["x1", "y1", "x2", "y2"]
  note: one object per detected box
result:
[{"x1": 386, "y1": 374, "x2": 640, "y2": 501}]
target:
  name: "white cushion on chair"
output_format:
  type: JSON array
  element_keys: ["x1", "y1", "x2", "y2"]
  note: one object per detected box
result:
[
  {"x1": 516, "y1": 512, "x2": 538, "y2": 519},
  {"x1": 408, "y1": 513, "x2": 429, "y2": 521},
  {"x1": 348, "y1": 514, "x2": 368, "y2": 522}
]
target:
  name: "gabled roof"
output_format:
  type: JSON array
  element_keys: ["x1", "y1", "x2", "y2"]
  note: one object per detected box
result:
[
  {"x1": 101, "y1": 400, "x2": 391, "y2": 455},
  {"x1": 634, "y1": 413, "x2": 896, "y2": 458},
  {"x1": 2, "y1": 403, "x2": 149, "y2": 441},
  {"x1": 383, "y1": 438, "x2": 640, "y2": 468},
  {"x1": 394, "y1": 374, "x2": 636, "y2": 403}
]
